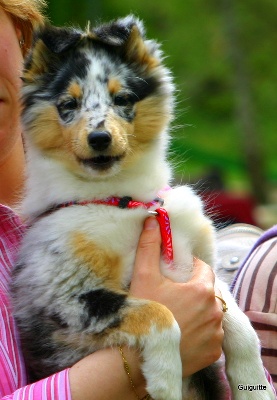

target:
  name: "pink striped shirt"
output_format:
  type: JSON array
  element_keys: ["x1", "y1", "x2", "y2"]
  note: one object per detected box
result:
[{"x1": 0, "y1": 204, "x2": 71, "y2": 399}]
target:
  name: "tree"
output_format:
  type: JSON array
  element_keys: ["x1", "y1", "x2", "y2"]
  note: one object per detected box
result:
[{"x1": 221, "y1": 0, "x2": 268, "y2": 203}]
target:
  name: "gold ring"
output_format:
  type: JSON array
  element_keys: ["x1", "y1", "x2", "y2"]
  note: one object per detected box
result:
[{"x1": 215, "y1": 295, "x2": 228, "y2": 313}]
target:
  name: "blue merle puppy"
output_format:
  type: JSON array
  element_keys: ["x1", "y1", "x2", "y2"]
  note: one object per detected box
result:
[{"x1": 11, "y1": 15, "x2": 275, "y2": 400}]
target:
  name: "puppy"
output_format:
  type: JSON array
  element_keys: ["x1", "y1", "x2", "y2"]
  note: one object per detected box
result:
[{"x1": 11, "y1": 16, "x2": 275, "y2": 400}]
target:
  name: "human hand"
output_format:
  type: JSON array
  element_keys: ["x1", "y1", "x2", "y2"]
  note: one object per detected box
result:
[{"x1": 130, "y1": 217, "x2": 224, "y2": 377}]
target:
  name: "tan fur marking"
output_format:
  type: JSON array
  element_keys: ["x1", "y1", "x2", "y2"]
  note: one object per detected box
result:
[
  {"x1": 27, "y1": 107, "x2": 90, "y2": 175},
  {"x1": 23, "y1": 41, "x2": 50, "y2": 81},
  {"x1": 27, "y1": 105, "x2": 63, "y2": 149},
  {"x1": 86, "y1": 31, "x2": 98, "y2": 40},
  {"x1": 125, "y1": 27, "x2": 159, "y2": 70},
  {"x1": 105, "y1": 111, "x2": 130, "y2": 153},
  {"x1": 193, "y1": 222, "x2": 214, "y2": 263},
  {"x1": 108, "y1": 78, "x2": 122, "y2": 95},
  {"x1": 68, "y1": 82, "x2": 83, "y2": 99},
  {"x1": 121, "y1": 302, "x2": 174, "y2": 336},
  {"x1": 133, "y1": 96, "x2": 171, "y2": 144},
  {"x1": 67, "y1": 119, "x2": 93, "y2": 158},
  {"x1": 70, "y1": 232, "x2": 123, "y2": 288},
  {"x1": 54, "y1": 302, "x2": 174, "y2": 348}
]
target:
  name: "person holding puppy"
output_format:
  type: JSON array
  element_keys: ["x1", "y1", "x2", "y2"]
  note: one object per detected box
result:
[
  {"x1": 1, "y1": 1, "x2": 274, "y2": 399},
  {"x1": 0, "y1": 2, "x2": 224, "y2": 398}
]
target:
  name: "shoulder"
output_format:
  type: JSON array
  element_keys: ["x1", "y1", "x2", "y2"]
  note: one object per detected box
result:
[
  {"x1": 232, "y1": 227, "x2": 277, "y2": 391},
  {"x1": 233, "y1": 233, "x2": 277, "y2": 314},
  {"x1": 0, "y1": 204, "x2": 25, "y2": 242},
  {"x1": 0, "y1": 205, "x2": 25, "y2": 292}
]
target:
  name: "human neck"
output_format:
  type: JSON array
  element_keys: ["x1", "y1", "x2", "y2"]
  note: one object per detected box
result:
[{"x1": 0, "y1": 138, "x2": 25, "y2": 208}]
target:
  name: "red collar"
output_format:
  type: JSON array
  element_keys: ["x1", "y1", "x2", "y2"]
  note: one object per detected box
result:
[
  {"x1": 51, "y1": 195, "x2": 163, "y2": 211},
  {"x1": 35, "y1": 195, "x2": 174, "y2": 264}
]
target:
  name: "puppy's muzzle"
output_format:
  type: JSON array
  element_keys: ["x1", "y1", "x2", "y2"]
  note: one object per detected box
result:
[
  {"x1": 83, "y1": 130, "x2": 123, "y2": 172},
  {"x1": 87, "y1": 131, "x2": 112, "y2": 152}
]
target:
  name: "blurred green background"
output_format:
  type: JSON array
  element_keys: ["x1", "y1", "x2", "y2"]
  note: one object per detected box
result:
[{"x1": 46, "y1": 0, "x2": 277, "y2": 225}]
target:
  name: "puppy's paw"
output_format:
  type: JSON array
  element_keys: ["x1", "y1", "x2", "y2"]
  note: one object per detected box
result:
[
  {"x1": 142, "y1": 320, "x2": 183, "y2": 400},
  {"x1": 147, "y1": 370, "x2": 183, "y2": 400}
]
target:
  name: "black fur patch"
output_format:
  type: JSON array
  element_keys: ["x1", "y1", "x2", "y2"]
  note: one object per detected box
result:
[
  {"x1": 23, "y1": 53, "x2": 90, "y2": 115},
  {"x1": 38, "y1": 25, "x2": 82, "y2": 54},
  {"x1": 93, "y1": 21, "x2": 133, "y2": 46},
  {"x1": 113, "y1": 76, "x2": 160, "y2": 122},
  {"x1": 17, "y1": 314, "x2": 60, "y2": 380},
  {"x1": 79, "y1": 288, "x2": 127, "y2": 327},
  {"x1": 126, "y1": 75, "x2": 160, "y2": 101},
  {"x1": 50, "y1": 52, "x2": 89, "y2": 94},
  {"x1": 12, "y1": 262, "x2": 26, "y2": 276}
]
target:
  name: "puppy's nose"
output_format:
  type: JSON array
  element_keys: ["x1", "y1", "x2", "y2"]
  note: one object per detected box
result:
[{"x1": 87, "y1": 131, "x2": 112, "y2": 151}]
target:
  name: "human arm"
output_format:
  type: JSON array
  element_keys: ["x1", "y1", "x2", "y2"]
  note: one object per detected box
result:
[
  {"x1": 1, "y1": 311, "x2": 145, "y2": 400},
  {"x1": 69, "y1": 347, "x2": 147, "y2": 400},
  {"x1": 1, "y1": 291, "x2": 145, "y2": 400}
]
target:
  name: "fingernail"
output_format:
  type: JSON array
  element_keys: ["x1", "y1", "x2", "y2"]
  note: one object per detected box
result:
[{"x1": 144, "y1": 217, "x2": 159, "y2": 230}]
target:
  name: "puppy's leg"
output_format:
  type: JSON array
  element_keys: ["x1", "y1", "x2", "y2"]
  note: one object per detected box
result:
[
  {"x1": 111, "y1": 299, "x2": 183, "y2": 400},
  {"x1": 34, "y1": 297, "x2": 183, "y2": 399},
  {"x1": 217, "y1": 282, "x2": 275, "y2": 400}
]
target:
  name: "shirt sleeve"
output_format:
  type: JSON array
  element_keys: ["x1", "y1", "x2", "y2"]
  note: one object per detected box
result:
[
  {"x1": 1, "y1": 369, "x2": 71, "y2": 400},
  {"x1": 0, "y1": 291, "x2": 72, "y2": 400},
  {"x1": 0, "y1": 205, "x2": 72, "y2": 400},
  {"x1": 232, "y1": 237, "x2": 277, "y2": 392}
]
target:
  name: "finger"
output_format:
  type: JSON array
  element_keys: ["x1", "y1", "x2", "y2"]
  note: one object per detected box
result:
[
  {"x1": 190, "y1": 257, "x2": 215, "y2": 286},
  {"x1": 192, "y1": 260, "x2": 227, "y2": 316},
  {"x1": 214, "y1": 288, "x2": 222, "y2": 309},
  {"x1": 133, "y1": 217, "x2": 162, "y2": 278}
]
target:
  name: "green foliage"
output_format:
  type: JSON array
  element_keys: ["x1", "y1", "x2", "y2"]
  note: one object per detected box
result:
[{"x1": 47, "y1": 0, "x2": 277, "y2": 193}]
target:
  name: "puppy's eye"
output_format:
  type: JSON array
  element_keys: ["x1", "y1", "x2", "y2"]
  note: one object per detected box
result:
[
  {"x1": 57, "y1": 98, "x2": 78, "y2": 112},
  {"x1": 114, "y1": 94, "x2": 135, "y2": 107},
  {"x1": 56, "y1": 98, "x2": 79, "y2": 123}
]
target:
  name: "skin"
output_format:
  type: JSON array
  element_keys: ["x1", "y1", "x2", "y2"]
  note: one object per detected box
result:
[
  {"x1": 0, "y1": 7, "x2": 26, "y2": 206},
  {"x1": 0, "y1": 6, "x2": 224, "y2": 398}
]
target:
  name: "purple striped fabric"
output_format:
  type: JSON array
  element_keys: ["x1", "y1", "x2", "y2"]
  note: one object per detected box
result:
[
  {"x1": 232, "y1": 227, "x2": 277, "y2": 393},
  {"x1": 0, "y1": 205, "x2": 71, "y2": 399}
]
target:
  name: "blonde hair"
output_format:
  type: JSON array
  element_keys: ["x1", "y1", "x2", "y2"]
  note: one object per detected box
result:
[{"x1": 0, "y1": 0, "x2": 47, "y2": 56}]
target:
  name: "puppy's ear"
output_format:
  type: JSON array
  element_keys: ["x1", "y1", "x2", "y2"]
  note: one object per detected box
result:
[
  {"x1": 36, "y1": 25, "x2": 82, "y2": 54},
  {"x1": 122, "y1": 24, "x2": 161, "y2": 69},
  {"x1": 92, "y1": 15, "x2": 161, "y2": 69},
  {"x1": 22, "y1": 25, "x2": 82, "y2": 83},
  {"x1": 91, "y1": 16, "x2": 134, "y2": 46}
]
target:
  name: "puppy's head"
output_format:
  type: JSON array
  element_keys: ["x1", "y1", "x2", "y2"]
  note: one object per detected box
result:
[{"x1": 22, "y1": 15, "x2": 174, "y2": 179}]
